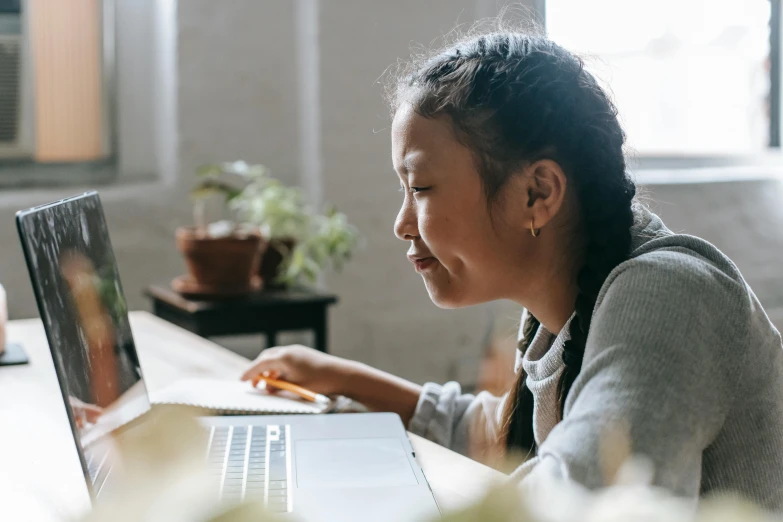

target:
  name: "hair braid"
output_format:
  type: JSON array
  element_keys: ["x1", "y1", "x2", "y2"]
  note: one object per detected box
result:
[
  {"x1": 502, "y1": 312, "x2": 540, "y2": 454},
  {"x1": 556, "y1": 82, "x2": 636, "y2": 416}
]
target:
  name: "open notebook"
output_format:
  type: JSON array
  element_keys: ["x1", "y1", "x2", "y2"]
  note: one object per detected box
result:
[{"x1": 149, "y1": 378, "x2": 330, "y2": 415}]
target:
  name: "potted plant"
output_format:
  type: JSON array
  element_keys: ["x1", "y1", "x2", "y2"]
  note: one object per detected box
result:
[
  {"x1": 231, "y1": 174, "x2": 360, "y2": 288},
  {"x1": 230, "y1": 178, "x2": 310, "y2": 288},
  {"x1": 279, "y1": 207, "x2": 360, "y2": 287},
  {"x1": 175, "y1": 161, "x2": 267, "y2": 295}
]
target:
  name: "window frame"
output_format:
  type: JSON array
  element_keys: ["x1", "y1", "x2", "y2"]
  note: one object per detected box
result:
[{"x1": 770, "y1": 0, "x2": 781, "y2": 148}]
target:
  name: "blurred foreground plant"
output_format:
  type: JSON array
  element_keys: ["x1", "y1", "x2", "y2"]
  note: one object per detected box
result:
[
  {"x1": 74, "y1": 407, "x2": 775, "y2": 522},
  {"x1": 80, "y1": 406, "x2": 279, "y2": 522}
]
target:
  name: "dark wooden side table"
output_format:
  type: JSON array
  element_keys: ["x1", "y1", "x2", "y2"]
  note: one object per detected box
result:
[{"x1": 144, "y1": 286, "x2": 338, "y2": 353}]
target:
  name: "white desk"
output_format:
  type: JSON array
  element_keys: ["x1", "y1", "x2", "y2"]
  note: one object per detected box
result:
[{"x1": 0, "y1": 312, "x2": 503, "y2": 520}]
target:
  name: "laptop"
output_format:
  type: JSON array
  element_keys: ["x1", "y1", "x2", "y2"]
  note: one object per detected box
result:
[{"x1": 16, "y1": 191, "x2": 441, "y2": 522}]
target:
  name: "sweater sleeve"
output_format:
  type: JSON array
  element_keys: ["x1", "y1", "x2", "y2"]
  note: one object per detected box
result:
[
  {"x1": 407, "y1": 381, "x2": 508, "y2": 464},
  {"x1": 517, "y1": 249, "x2": 749, "y2": 498}
]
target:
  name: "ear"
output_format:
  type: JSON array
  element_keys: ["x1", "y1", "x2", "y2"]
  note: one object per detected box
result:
[{"x1": 523, "y1": 159, "x2": 568, "y2": 231}]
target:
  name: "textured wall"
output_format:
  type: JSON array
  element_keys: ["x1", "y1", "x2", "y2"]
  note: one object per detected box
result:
[
  {"x1": 644, "y1": 180, "x2": 783, "y2": 319},
  {"x1": 177, "y1": 0, "x2": 300, "y2": 186}
]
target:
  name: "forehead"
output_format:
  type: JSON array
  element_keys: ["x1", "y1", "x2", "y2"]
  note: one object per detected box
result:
[{"x1": 391, "y1": 104, "x2": 458, "y2": 168}]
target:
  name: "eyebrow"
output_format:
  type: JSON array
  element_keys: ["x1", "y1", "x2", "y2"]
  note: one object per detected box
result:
[
  {"x1": 393, "y1": 158, "x2": 413, "y2": 177},
  {"x1": 402, "y1": 152, "x2": 426, "y2": 174}
]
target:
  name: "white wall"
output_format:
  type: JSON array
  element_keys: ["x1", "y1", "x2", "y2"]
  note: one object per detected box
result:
[
  {"x1": 643, "y1": 180, "x2": 783, "y2": 314},
  {"x1": 177, "y1": 0, "x2": 300, "y2": 187}
]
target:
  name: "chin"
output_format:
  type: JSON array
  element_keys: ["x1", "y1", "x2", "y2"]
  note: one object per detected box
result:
[{"x1": 423, "y1": 280, "x2": 474, "y2": 309}]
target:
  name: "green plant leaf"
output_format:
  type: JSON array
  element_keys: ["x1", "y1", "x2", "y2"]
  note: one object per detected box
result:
[
  {"x1": 191, "y1": 179, "x2": 243, "y2": 202},
  {"x1": 196, "y1": 164, "x2": 224, "y2": 178},
  {"x1": 230, "y1": 174, "x2": 361, "y2": 285}
]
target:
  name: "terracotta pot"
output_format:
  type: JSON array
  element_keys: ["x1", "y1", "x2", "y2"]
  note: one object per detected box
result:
[
  {"x1": 259, "y1": 238, "x2": 296, "y2": 289},
  {"x1": 176, "y1": 227, "x2": 265, "y2": 289}
]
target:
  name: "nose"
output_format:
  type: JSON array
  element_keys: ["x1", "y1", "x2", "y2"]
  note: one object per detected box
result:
[{"x1": 394, "y1": 195, "x2": 419, "y2": 241}]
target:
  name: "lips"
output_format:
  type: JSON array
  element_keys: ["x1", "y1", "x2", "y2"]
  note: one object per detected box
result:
[{"x1": 407, "y1": 253, "x2": 438, "y2": 273}]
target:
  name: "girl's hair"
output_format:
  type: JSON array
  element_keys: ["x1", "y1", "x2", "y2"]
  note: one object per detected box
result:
[{"x1": 389, "y1": 30, "x2": 636, "y2": 453}]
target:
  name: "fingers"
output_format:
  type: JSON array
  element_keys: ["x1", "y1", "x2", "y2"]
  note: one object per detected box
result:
[
  {"x1": 83, "y1": 404, "x2": 103, "y2": 423},
  {"x1": 241, "y1": 361, "x2": 282, "y2": 382},
  {"x1": 249, "y1": 370, "x2": 282, "y2": 389},
  {"x1": 240, "y1": 350, "x2": 277, "y2": 381},
  {"x1": 71, "y1": 401, "x2": 103, "y2": 427},
  {"x1": 263, "y1": 379, "x2": 282, "y2": 394},
  {"x1": 241, "y1": 355, "x2": 285, "y2": 382},
  {"x1": 240, "y1": 345, "x2": 305, "y2": 382}
]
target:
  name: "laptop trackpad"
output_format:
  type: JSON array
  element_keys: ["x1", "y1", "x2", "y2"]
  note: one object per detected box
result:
[{"x1": 295, "y1": 438, "x2": 418, "y2": 489}]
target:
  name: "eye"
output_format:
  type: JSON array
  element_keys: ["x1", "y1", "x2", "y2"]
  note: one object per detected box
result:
[{"x1": 398, "y1": 184, "x2": 431, "y2": 194}]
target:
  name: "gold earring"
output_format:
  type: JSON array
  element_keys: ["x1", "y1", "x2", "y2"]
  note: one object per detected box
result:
[{"x1": 530, "y1": 220, "x2": 540, "y2": 238}]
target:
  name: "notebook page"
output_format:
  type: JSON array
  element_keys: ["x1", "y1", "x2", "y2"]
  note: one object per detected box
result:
[{"x1": 149, "y1": 378, "x2": 326, "y2": 414}]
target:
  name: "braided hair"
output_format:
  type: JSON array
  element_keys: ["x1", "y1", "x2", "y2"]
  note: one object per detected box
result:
[{"x1": 390, "y1": 32, "x2": 637, "y2": 454}]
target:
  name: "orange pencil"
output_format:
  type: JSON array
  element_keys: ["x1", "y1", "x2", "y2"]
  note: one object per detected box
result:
[{"x1": 251, "y1": 375, "x2": 331, "y2": 407}]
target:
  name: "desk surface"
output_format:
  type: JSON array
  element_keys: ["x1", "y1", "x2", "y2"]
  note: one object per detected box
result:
[{"x1": 0, "y1": 311, "x2": 502, "y2": 520}]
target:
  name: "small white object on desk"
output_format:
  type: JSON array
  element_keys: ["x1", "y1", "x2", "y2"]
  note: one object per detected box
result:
[
  {"x1": 0, "y1": 284, "x2": 29, "y2": 366},
  {"x1": 0, "y1": 283, "x2": 6, "y2": 355}
]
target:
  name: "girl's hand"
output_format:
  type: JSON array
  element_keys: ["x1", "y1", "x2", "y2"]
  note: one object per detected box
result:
[
  {"x1": 241, "y1": 345, "x2": 422, "y2": 425},
  {"x1": 240, "y1": 345, "x2": 352, "y2": 396}
]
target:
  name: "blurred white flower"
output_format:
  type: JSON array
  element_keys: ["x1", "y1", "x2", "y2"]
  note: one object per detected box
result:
[
  {"x1": 439, "y1": 483, "x2": 535, "y2": 522},
  {"x1": 222, "y1": 161, "x2": 249, "y2": 176},
  {"x1": 220, "y1": 161, "x2": 268, "y2": 179},
  {"x1": 584, "y1": 484, "x2": 693, "y2": 522},
  {"x1": 79, "y1": 407, "x2": 280, "y2": 522},
  {"x1": 206, "y1": 220, "x2": 236, "y2": 238},
  {"x1": 696, "y1": 495, "x2": 776, "y2": 522},
  {"x1": 63, "y1": 405, "x2": 777, "y2": 522},
  {"x1": 439, "y1": 453, "x2": 768, "y2": 522}
]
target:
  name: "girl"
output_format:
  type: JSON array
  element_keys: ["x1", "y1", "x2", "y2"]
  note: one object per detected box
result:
[{"x1": 241, "y1": 32, "x2": 783, "y2": 507}]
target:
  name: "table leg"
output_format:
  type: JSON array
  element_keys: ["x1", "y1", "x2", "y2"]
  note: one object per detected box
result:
[
  {"x1": 266, "y1": 331, "x2": 278, "y2": 350},
  {"x1": 314, "y1": 310, "x2": 328, "y2": 353}
]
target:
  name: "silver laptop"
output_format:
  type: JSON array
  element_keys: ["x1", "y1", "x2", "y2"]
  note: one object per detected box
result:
[{"x1": 16, "y1": 192, "x2": 441, "y2": 522}]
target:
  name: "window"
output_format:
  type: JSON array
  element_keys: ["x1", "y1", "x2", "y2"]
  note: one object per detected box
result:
[
  {"x1": 0, "y1": 0, "x2": 115, "y2": 185},
  {"x1": 547, "y1": 0, "x2": 776, "y2": 158}
]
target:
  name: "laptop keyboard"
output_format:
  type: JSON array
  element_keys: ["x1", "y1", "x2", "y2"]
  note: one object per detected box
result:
[{"x1": 206, "y1": 424, "x2": 291, "y2": 512}]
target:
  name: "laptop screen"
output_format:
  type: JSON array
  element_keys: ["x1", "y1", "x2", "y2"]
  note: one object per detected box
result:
[{"x1": 16, "y1": 193, "x2": 151, "y2": 465}]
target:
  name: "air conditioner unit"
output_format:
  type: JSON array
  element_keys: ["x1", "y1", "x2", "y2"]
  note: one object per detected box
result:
[{"x1": 0, "y1": 9, "x2": 31, "y2": 159}]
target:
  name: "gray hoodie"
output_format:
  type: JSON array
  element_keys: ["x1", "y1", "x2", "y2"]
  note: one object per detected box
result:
[{"x1": 408, "y1": 206, "x2": 783, "y2": 509}]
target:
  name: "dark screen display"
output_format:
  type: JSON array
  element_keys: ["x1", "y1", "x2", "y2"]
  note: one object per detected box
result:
[{"x1": 17, "y1": 193, "x2": 150, "y2": 456}]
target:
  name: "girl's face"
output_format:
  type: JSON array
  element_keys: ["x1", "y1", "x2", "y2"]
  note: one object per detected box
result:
[{"x1": 392, "y1": 103, "x2": 538, "y2": 308}]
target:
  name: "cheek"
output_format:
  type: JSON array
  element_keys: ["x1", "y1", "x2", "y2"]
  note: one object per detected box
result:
[
  {"x1": 419, "y1": 199, "x2": 497, "y2": 264},
  {"x1": 416, "y1": 201, "x2": 460, "y2": 253},
  {"x1": 416, "y1": 205, "x2": 444, "y2": 242}
]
